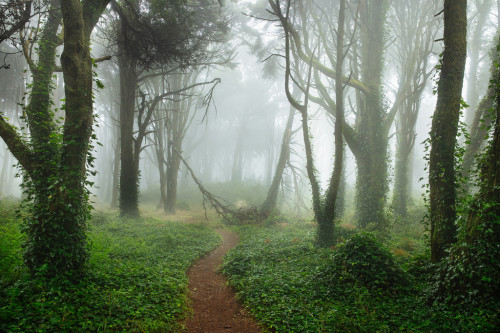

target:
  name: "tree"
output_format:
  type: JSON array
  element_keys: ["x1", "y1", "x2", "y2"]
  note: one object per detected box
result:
[
  {"x1": 430, "y1": 38, "x2": 500, "y2": 305},
  {"x1": 465, "y1": 37, "x2": 500, "y2": 248},
  {"x1": 390, "y1": 0, "x2": 439, "y2": 219},
  {"x1": 147, "y1": 68, "x2": 222, "y2": 214},
  {"x1": 269, "y1": 0, "x2": 347, "y2": 246},
  {"x1": 260, "y1": 105, "x2": 295, "y2": 218},
  {"x1": 0, "y1": 0, "x2": 32, "y2": 46},
  {"x1": 269, "y1": 0, "x2": 395, "y2": 231},
  {"x1": 112, "y1": 0, "x2": 229, "y2": 217},
  {"x1": 0, "y1": 0, "x2": 110, "y2": 277},
  {"x1": 429, "y1": 0, "x2": 467, "y2": 263},
  {"x1": 461, "y1": 40, "x2": 499, "y2": 184}
]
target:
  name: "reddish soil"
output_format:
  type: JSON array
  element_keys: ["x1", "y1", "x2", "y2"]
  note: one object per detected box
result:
[{"x1": 185, "y1": 228, "x2": 262, "y2": 333}]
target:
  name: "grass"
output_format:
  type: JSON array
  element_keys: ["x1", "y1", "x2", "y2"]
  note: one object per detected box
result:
[
  {"x1": 222, "y1": 221, "x2": 499, "y2": 332},
  {"x1": 0, "y1": 205, "x2": 220, "y2": 332}
]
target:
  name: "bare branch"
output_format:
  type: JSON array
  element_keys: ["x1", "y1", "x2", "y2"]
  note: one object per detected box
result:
[{"x1": 173, "y1": 144, "x2": 262, "y2": 222}]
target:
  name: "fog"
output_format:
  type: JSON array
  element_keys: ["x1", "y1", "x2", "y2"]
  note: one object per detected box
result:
[{"x1": 1, "y1": 0, "x2": 498, "y2": 223}]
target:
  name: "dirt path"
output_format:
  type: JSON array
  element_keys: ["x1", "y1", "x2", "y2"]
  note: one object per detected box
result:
[{"x1": 186, "y1": 228, "x2": 262, "y2": 333}]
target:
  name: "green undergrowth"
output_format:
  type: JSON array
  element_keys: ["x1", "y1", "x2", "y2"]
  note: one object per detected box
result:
[
  {"x1": 0, "y1": 208, "x2": 220, "y2": 332},
  {"x1": 222, "y1": 222, "x2": 498, "y2": 332}
]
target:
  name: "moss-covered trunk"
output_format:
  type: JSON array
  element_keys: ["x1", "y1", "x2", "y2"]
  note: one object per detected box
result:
[
  {"x1": 118, "y1": 48, "x2": 139, "y2": 217},
  {"x1": 352, "y1": 0, "x2": 389, "y2": 231},
  {"x1": 12, "y1": 0, "x2": 110, "y2": 277},
  {"x1": 429, "y1": 0, "x2": 467, "y2": 262}
]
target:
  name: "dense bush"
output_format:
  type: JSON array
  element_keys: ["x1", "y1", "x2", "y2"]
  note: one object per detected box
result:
[
  {"x1": 0, "y1": 210, "x2": 220, "y2": 332},
  {"x1": 318, "y1": 232, "x2": 409, "y2": 293},
  {"x1": 428, "y1": 236, "x2": 500, "y2": 309}
]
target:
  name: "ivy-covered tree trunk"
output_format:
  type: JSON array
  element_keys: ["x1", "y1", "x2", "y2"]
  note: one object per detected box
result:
[
  {"x1": 465, "y1": 36, "x2": 500, "y2": 242},
  {"x1": 435, "y1": 38, "x2": 500, "y2": 306},
  {"x1": 0, "y1": 0, "x2": 110, "y2": 278},
  {"x1": 461, "y1": 41, "x2": 499, "y2": 183},
  {"x1": 352, "y1": 0, "x2": 389, "y2": 231},
  {"x1": 429, "y1": 0, "x2": 467, "y2": 263}
]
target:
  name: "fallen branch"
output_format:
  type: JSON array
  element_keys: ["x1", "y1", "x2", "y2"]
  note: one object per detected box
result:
[{"x1": 172, "y1": 144, "x2": 262, "y2": 223}]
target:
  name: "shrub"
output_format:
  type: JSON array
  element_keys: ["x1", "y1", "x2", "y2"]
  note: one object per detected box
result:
[{"x1": 319, "y1": 232, "x2": 409, "y2": 292}]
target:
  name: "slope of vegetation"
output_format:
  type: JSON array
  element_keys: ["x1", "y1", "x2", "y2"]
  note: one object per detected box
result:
[
  {"x1": 222, "y1": 219, "x2": 499, "y2": 332},
  {"x1": 0, "y1": 202, "x2": 220, "y2": 332}
]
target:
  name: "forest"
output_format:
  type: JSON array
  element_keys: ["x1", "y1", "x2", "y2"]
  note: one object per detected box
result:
[{"x1": 0, "y1": 0, "x2": 499, "y2": 332}]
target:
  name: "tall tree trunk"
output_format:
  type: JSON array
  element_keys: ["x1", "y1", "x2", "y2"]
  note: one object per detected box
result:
[
  {"x1": 165, "y1": 139, "x2": 181, "y2": 214},
  {"x1": 318, "y1": 0, "x2": 346, "y2": 246},
  {"x1": 352, "y1": 0, "x2": 389, "y2": 231},
  {"x1": 462, "y1": 84, "x2": 496, "y2": 180},
  {"x1": 429, "y1": 0, "x2": 467, "y2": 263},
  {"x1": 118, "y1": 42, "x2": 139, "y2": 217},
  {"x1": 0, "y1": 0, "x2": 111, "y2": 277},
  {"x1": 260, "y1": 106, "x2": 294, "y2": 218},
  {"x1": 465, "y1": 53, "x2": 500, "y2": 241},
  {"x1": 270, "y1": 0, "x2": 346, "y2": 246},
  {"x1": 462, "y1": 35, "x2": 500, "y2": 184},
  {"x1": 393, "y1": 115, "x2": 414, "y2": 219},
  {"x1": 334, "y1": 146, "x2": 346, "y2": 220}
]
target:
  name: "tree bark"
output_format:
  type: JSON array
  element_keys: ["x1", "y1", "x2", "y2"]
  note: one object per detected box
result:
[
  {"x1": 352, "y1": 0, "x2": 389, "y2": 231},
  {"x1": 465, "y1": 71, "x2": 500, "y2": 242},
  {"x1": 462, "y1": 39, "x2": 499, "y2": 184},
  {"x1": 319, "y1": 0, "x2": 346, "y2": 246},
  {"x1": 118, "y1": 35, "x2": 140, "y2": 217},
  {"x1": 165, "y1": 138, "x2": 181, "y2": 213},
  {"x1": 270, "y1": 0, "x2": 346, "y2": 246},
  {"x1": 429, "y1": 0, "x2": 467, "y2": 262}
]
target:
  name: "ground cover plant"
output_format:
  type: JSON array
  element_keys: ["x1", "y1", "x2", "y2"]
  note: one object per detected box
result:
[
  {"x1": 0, "y1": 206, "x2": 220, "y2": 332},
  {"x1": 222, "y1": 220, "x2": 499, "y2": 332}
]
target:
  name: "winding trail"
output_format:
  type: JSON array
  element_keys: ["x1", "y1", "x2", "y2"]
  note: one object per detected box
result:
[{"x1": 186, "y1": 228, "x2": 262, "y2": 333}]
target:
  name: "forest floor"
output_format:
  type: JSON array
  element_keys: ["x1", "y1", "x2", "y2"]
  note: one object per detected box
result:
[{"x1": 185, "y1": 228, "x2": 262, "y2": 333}]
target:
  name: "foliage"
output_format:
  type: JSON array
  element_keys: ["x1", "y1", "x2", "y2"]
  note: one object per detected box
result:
[
  {"x1": 0, "y1": 199, "x2": 24, "y2": 288},
  {"x1": 0, "y1": 210, "x2": 220, "y2": 332},
  {"x1": 318, "y1": 232, "x2": 409, "y2": 292},
  {"x1": 223, "y1": 222, "x2": 499, "y2": 332},
  {"x1": 427, "y1": 38, "x2": 500, "y2": 311},
  {"x1": 428, "y1": 234, "x2": 500, "y2": 309}
]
